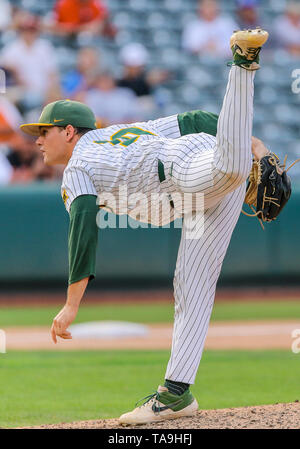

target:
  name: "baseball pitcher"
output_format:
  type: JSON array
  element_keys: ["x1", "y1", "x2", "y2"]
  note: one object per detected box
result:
[{"x1": 21, "y1": 29, "x2": 275, "y2": 425}]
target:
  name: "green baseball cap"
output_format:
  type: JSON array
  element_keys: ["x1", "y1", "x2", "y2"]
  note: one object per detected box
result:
[{"x1": 20, "y1": 99, "x2": 97, "y2": 136}]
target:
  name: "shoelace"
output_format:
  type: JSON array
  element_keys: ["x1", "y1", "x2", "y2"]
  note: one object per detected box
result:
[
  {"x1": 246, "y1": 47, "x2": 261, "y2": 59},
  {"x1": 135, "y1": 390, "x2": 160, "y2": 408}
]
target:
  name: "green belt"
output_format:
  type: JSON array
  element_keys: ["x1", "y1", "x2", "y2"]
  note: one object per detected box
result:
[
  {"x1": 158, "y1": 159, "x2": 174, "y2": 209},
  {"x1": 158, "y1": 159, "x2": 166, "y2": 183}
]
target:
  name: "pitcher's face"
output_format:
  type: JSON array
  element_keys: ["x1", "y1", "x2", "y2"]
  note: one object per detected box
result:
[{"x1": 35, "y1": 126, "x2": 69, "y2": 165}]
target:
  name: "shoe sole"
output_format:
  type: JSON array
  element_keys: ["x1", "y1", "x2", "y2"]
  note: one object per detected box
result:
[
  {"x1": 119, "y1": 399, "x2": 199, "y2": 425},
  {"x1": 230, "y1": 30, "x2": 269, "y2": 49}
]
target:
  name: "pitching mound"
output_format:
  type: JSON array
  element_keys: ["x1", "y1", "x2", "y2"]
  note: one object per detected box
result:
[{"x1": 21, "y1": 402, "x2": 300, "y2": 429}]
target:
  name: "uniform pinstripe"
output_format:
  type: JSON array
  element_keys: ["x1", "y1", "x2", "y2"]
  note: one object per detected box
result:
[
  {"x1": 61, "y1": 66, "x2": 255, "y2": 385},
  {"x1": 165, "y1": 67, "x2": 254, "y2": 383}
]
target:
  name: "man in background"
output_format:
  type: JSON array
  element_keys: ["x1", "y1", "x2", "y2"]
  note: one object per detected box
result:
[
  {"x1": 273, "y1": 1, "x2": 300, "y2": 57},
  {"x1": 50, "y1": 0, "x2": 116, "y2": 39},
  {"x1": 0, "y1": 12, "x2": 60, "y2": 112},
  {"x1": 182, "y1": 0, "x2": 238, "y2": 57}
]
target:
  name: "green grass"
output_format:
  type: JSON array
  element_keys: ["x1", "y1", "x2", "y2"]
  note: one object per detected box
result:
[
  {"x1": 0, "y1": 349, "x2": 299, "y2": 428},
  {"x1": 211, "y1": 301, "x2": 300, "y2": 321},
  {"x1": 1, "y1": 301, "x2": 300, "y2": 327}
]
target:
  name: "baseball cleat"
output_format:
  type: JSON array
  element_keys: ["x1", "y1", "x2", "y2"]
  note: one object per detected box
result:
[
  {"x1": 118, "y1": 385, "x2": 198, "y2": 425},
  {"x1": 230, "y1": 28, "x2": 269, "y2": 70}
]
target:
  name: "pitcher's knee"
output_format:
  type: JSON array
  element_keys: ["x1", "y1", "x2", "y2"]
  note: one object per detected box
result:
[{"x1": 221, "y1": 151, "x2": 252, "y2": 185}]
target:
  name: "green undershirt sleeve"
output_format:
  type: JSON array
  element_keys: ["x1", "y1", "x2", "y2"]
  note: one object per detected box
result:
[
  {"x1": 177, "y1": 110, "x2": 219, "y2": 137},
  {"x1": 68, "y1": 194, "x2": 99, "y2": 285}
]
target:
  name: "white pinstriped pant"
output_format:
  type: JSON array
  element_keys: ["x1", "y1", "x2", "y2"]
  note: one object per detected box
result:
[{"x1": 165, "y1": 66, "x2": 255, "y2": 384}]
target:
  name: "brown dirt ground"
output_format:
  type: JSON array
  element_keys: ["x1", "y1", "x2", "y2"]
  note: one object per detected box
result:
[
  {"x1": 19, "y1": 402, "x2": 300, "y2": 429},
  {"x1": 4, "y1": 320, "x2": 300, "y2": 350}
]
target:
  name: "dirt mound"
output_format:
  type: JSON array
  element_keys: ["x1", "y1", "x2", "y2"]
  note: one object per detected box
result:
[
  {"x1": 20, "y1": 402, "x2": 300, "y2": 429},
  {"x1": 5, "y1": 320, "x2": 299, "y2": 351}
]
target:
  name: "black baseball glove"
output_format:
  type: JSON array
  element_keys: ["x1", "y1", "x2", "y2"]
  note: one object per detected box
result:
[{"x1": 243, "y1": 153, "x2": 293, "y2": 225}]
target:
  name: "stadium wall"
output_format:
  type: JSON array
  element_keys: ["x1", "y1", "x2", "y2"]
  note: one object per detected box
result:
[{"x1": 0, "y1": 182, "x2": 299, "y2": 286}]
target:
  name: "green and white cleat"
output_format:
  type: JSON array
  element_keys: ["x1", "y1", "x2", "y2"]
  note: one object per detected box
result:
[
  {"x1": 230, "y1": 28, "x2": 269, "y2": 71},
  {"x1": 119, "y1": 385, "x2": 198, "y2": 425}
]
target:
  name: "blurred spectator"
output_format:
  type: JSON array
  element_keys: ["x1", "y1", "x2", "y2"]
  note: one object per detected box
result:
[
  {"x1": 61, "y1": 47, "x2": 100, "y2": 99},
  {"x1": 118, "y1": 43, "x2": 169, "y2": 118},
  {"x1": 273, "y1": 2, "x2": 300, "y2": 57},
  {"x1": 0, "y1": 150, "x2": 13, "y2": 185},
  {"x1": 9, "y1": 148, "x2": 63, "y2": 183},
  {"x1": 0, "y1": 96, "x2": 37, "y2": 183},
  {"x1": 0, "y1": 0, "x2": 12, "y2": 34},
  {"x1": 182, "y1": 0, "x2": 238, "y2": 57},
  {"x1": 0, "y1": 96, "x2": 26, "y2": 150},
  {"x1": 118, "y1": 43, "x2": 169, "y2": 97},
  {"x1": 84, "y1": 71, "x2": 142, "y2": 126},
  {"x1": 0, "y1": 95, "x2": 62, "y2": 184},
  {"x1": 118, "y1": 43, "x2": 151, "y2": 97},
  {"x1": 0, "y1": 12, "x2": 61, "y2": 112},
  {"x1": 235, "y1": 0, "x2": 260, "y2": 29},
  {"x1": 47, "y1": 0, "x2": 116, "y2": 40}
]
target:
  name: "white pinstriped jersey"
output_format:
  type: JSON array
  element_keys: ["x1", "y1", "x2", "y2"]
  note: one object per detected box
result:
[
  {"x1": 61, "y1": 114, "x2": 218, "y2": 226},
  {"x1": 62, "y1": 67, "x2": 253, "y2": 231},
  {"x1": 61, "y1": 66, "x2": 256, "y2": 386}
]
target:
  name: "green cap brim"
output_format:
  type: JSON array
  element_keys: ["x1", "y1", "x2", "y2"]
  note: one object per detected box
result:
[{"x1": 19, "y1": 123, "x2": 54, "y2": 136}]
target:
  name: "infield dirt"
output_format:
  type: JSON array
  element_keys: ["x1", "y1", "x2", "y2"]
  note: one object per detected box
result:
[
  {"x1": 19, "y1": 402, "x2": 300, "y2": 429},
  {"x1": 4, "y1": 320, "x2": 300, "y2": 350}
]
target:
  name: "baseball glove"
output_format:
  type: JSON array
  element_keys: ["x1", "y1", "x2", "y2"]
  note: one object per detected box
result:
[{"x1": 242, "y1": 153, "x2": 299, "y2": 228}]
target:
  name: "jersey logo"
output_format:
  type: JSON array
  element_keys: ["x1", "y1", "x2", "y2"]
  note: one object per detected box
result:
[
  {"x1": 62, "y1": 189, "x2": 69, "y2": 205},
  {"x1": 94, "y1": 127, "x2": 156, "y2": 147}
]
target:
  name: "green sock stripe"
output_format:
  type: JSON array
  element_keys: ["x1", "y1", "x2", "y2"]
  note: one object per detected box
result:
[{"x1": 164, "y1": 379, "x2": 190, "y2": 396}]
